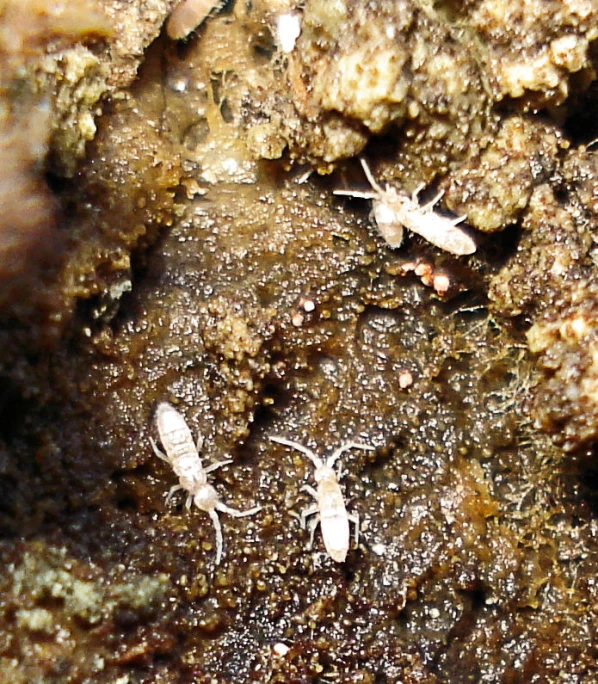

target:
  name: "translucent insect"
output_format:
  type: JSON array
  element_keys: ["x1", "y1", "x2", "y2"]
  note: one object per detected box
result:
[
  {"x1": 166, "y1": 0, "x2": 224, "y2": 40},
  {"x1": 334, "y1": 158, "x2": 477, "y2": 256},
  {"x1": 270, "y1": 435, "x2": 375, "y2": 562},
  {"x1": 151, "y1": 402, "x2": 261, "y2": 564}
]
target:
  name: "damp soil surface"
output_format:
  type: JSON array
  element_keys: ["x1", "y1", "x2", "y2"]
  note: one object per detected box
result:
[{"x1": 1, "y1": 1, "x2": 598, "y2": 682}]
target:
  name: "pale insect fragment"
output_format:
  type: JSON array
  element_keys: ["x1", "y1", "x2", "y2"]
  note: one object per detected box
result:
[
  {"x1": 166, "y1": 0, "x2": 225, "y2": 40},
  {"x1": 334, "y1": 158, "x2": 477, "y2": 256},
  {"x1": 276, "y1": 12, "x2": 301, "y2": 53},
  {"x1": 270, "y1": 435, "x2": 375, "y2": 562},
  {"x1": 151, "y1": 402, "x2": 261, "y2": 564}
]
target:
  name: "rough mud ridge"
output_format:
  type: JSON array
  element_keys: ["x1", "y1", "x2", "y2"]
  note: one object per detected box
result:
[{"x1": 0, "y1": 0, "x2": 598, "y2": 681}]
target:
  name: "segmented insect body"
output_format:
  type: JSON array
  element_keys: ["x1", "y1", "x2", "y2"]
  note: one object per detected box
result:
[
  {"x1": 334, "y1": 158, "x2": 477, "y2": 256},
  {"x1": 151, "y1": 402, "x2": 261, "y2": 564},
  {"x1": 311, "y1": 463, "x2": 350, "y2": 562},
  {"x1": 154, "y1": 402, "x2": 207, "y2": 493},
  {"x1": 270, "y1": 436, "x2": 375, "y2": 562},
  {"x1": 166, "y1": 0, "x2": 224, "y2": 40}
]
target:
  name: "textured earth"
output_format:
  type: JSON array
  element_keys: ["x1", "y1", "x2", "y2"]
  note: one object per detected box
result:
[{"x1": 0, "y1": 0, "x2": 598, "y2": 682}]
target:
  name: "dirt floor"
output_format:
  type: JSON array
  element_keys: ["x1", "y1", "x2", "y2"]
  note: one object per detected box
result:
[{"x1": 0, "y1": 0, "x2": 598, "y2": 682}]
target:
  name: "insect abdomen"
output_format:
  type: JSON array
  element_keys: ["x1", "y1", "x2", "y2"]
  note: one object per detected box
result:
[
  {"x1": 318, "y1": 478, "x2": 350, "y2": 562},
  {"x1": 321, "y1": 510, "x2": 350, "y2": 562}
]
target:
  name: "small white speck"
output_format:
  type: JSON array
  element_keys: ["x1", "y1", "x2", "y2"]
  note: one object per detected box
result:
[
  {"x1": 414, "y1": 262, "x2": 432, "y2": 278},
  {"x1": 302, "y1": 298, "x2": 315, "y2": 313},
  {"x1": 222, "y1": 158, "x2": 239, "y2": 174},
  {"x1": 272, "y1": 642, "x2": 290, "y2": 657},
  {"x1": 92, "y1": 654, "x2": 105, "y2": 671},
  {"x1": 169, "y1": 77, "x2": 188, "y2": 93},
  {"x1": 372, "y1": 543, "x2": 386, "y2": 556},
  {"x1": 433, "y1": 273, "x2": 450, "y2": 295},
  {"x1": 398, "y1": 369, "x2": 413, "y2": 389},
  {"x1": 276, "y1": 13, "x2": 301, "y2": 53}
]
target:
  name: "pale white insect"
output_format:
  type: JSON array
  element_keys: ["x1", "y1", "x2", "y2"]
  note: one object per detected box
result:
[
  {"x1": 166, "y1": 0, "x2": 224, "y2": 40},
  {"x1": 151, "y1": 402, "x2": 261, "y2": 564},
  {"x1": 334, "y1": 158, "x2": 477, "y2": 256},
  {"x1": 270, "y1": 435, "x2": 375, "y2": 562}
]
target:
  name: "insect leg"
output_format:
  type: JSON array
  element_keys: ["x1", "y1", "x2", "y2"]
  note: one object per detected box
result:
[
  {"x1": 305, "y1": 515, "x2": 320, "y2": 550},
  {"x1": 421, "y1": 192, "x2": 444, "y2": 212},
  {"x1": 410, "y1": 183, "x2": 432, "y2": 206},
  {"x1": 204, "y1": 458, "x2": 233, "y2": 473},
  {"x1": 299, "y1": 503, "x2": 319, "y2": 530},
  {"x1": 165, "y1": 484, "x2": 183, "y2": 505},
  {"x1": 209, "y1": 509, "x2": 224, "y2": 565},
  {"x1": 150, "y1": 437, "x2": 169, "y2": 462},
  {"x1": 300, "y1": 484, "x2": 318, "y2": 500}
]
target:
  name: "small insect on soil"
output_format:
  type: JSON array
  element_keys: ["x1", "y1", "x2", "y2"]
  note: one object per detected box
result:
[
  {"x1": 270, "y1": 435, "x2": 375, "y2": 562},
  {"x1": 151, "y1": 402, "x2": 261, "y2": 564},
  {"x1": 334, "y1": 158, "x2": 477, "y2": 256},
  {"x1": 166, "y1": 0, "x2": 225, "y2": 40}
]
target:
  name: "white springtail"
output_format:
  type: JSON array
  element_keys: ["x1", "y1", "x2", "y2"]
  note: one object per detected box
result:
[
  {"x1": 334, "y1": 158, "x2": 477, "y2": 256},
  {"x1": 151, "y1": 402, "x2": 261, "y2": 564},
  {"x1": 270, "y1": 435, "x2": 375, "y2": 563}
]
